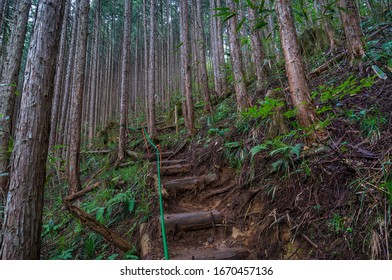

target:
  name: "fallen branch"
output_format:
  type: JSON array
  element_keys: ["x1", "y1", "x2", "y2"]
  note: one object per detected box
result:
[
  {"x1": 64, "y1": 182, "x2": 101, "y2": 202},
  {"x1": 307, "y1": 52, "x2": 345, "y2": 79},
  {"x1": 83, "y1": 163, "x2": 109, "y2": 188},
  {"x1": 82, "y1": 150, "x2": 111, "y2": 154},
  {"x1": 301, "y1": 233, "x2": 319, "y2": 249},
  {"x1": 63, "y1": 200, "x2": 132, "y2": 252}
]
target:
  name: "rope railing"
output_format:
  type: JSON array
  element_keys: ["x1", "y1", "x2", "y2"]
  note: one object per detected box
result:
[{"x1": 142, "y1": 127, "x2": 170, "y2": 260}]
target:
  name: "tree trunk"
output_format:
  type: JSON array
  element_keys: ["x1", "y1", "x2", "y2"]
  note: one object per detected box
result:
[
  {"x1": 338, "y1": 0, "x2": 364, "y2": 60},
  {"x1": 49, "y1": 0, "x2": 70, "y2": 151},
  {"x1": 317, "y1": 0, "x2": 338, "y2": 53},
  {"x1": 147, "y1": 0, "x2": 157, "y2": 139},
  {"x1": 248, "y1": 5, "x2": 266, "y2": 91},
  {"x1": 57, "y1": 5, "x2": 78, "y2": 160},
  {"x1": 68, "y1": 0, "x2": 90, "y2": 194},
  {"x1": 0, "y1": 0, "x2": 31, "y2": 195},
  {"x1": 0, "y1": 0, "x2": 65, "y2": 260},
  {"x1": 179, "y1": 0, "x2": 194, "y2": 134},
  {"x1": 275, "y1": 0, "x2": 318, "y2": 132},
  {"x1": 118, "y1": 0, "x2": 132, "y2": 161},
  {"x1": 87, "y1": 0, "x2": 101, "y2": 149},
  {"x1": 226, "y1": 0, "x2": 250, "y2": 111},
  {"x1": 195, "y1": 0, "x2": 211, "y2": 114}
]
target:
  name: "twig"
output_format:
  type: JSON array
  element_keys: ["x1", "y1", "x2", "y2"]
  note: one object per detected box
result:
[{"x1": 301, "y1": 233, "x2": 319, "y2": 249}]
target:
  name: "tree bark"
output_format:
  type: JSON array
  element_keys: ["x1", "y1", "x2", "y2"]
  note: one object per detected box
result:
[
  {"x1": 68, "y1": 0, "x2": 90, "y2": 194},
  {"x1": 49, "y1": 0, "x2": 70, "y2": 151},
  {"x1": 147, "y1": 0, "x2": 157, "y2": 139},
  {"x1": 58, "y1": 4, "x2": 78, "y2": 160},
  {"x1": 179, "y1": 0, "x2": 194, "y2": 134},
  {"x1": 0, "y1": 0, "x2": 65, "y2": 260},
  {"x1": 275, "y1": 0, "x2": 318, "y2": 131},
  {"x1": 195, "y1": 0, "x2": 212, "y2": 114},
  {"x1": 318, "y1": 0, "x2": 338, "y2": 53},
  {"x1": 248, "y1": 5, "x2": 266, "y2": 91},
  {"x1": 0, "y1": 0, "x2": 31, "y2": 195},
  {"x1": 226, "y1": 0, "x2": 250, "y2": 111},
  {"x1": 338, "y1": 0, "x2": 364, "y2": 60},
  {"x1": 87, "y1": 0, "x2": 101, "y2": 149},
  {"x1": 118, "y1": 0, "x2": 132, "y2": 161}
]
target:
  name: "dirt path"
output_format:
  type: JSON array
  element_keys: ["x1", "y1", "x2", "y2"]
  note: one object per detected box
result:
[{"x1": 141, "y1": 151, "x2": 250, "y2": 260}]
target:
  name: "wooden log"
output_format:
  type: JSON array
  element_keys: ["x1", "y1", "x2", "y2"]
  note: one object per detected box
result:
[
  {"x1": 144, "y1": 151, "x2": 174, "y2": 161},
  {"x1": 63, "y1": 200, "x2": 132, "y2": 252},
  {"x1": 82, "y1": 150, "x2": 111, "y2": 154},
  {"x1": 139, "y1": 223, "x2": 151, "y2": 259},
  {"x1": 64, "y1": 182, "x2": 101, "y2": 202},
  {"x1": 151, "y1": 159, "x2": 187, "y2": 167},
  {"x1": 164, "y1": 210, "x2": 223, "y2": 232},
  {"x1": 202, "y1": 184, "x2": 233, "y2": 199},
  {"x1": 160, "y1": 163, "x2": 192, "y2": 176},
  {"x1": 163, "y1": 174, "x2": 218, "y2": 195},
  {"x1": 172, "y1": 247, "x2": 249, "y2": 260}
]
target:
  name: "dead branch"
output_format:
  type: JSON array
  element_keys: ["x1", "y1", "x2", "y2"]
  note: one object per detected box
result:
[
  {"x1": 63, "y1": 200, "x2": 132, "y2": 252},
  {"x1": 64, "y1": 182, "x2": 101, "y2": 202},
  {"x1": 307, "y1": 52, "x2": 345, "y2": 79}
]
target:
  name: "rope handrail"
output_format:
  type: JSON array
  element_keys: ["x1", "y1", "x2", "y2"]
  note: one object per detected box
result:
[{"x1": 142, "y1": 127, "x2": 169, "y2": 260}]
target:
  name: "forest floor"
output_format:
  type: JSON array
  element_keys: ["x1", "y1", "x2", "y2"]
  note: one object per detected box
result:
[{"x1": 34, "y1": 22, "x2": 392, "y2": 260}]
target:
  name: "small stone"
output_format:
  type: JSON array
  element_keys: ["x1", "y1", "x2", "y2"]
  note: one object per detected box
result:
[{"x1": 207, "y1": 237, "x2": 214, "y2": 244}]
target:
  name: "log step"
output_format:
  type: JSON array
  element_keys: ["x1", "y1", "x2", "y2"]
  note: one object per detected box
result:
[
  {"x1": 172, "y1": 247, "x2": 249, "y2": 260},
  {"x1": 145, "y1": 151, "x2": 174, "y2": 161},
  {"x1": 151, "y1": 159, "x2": 187, "y2": 167},
  {"x1": 160, "y1": 163, "x2": 192, "y2": 176},
  {"x1": 164, "y1": 210, "x2": 223, "y2": 232},
  {"x1": 163, "y1": 173, "x2": 218, "y2": 195}
]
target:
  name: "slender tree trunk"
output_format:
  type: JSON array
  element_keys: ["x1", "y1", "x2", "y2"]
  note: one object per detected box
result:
[
  {"x1": 118, "y1": 0, "x2": 132, "y2": 161},
  {"x1": 179, "y1": 0, "x2": 194, "y2": 134},
  {"x1": 226, "y1": 0, "x2": 250, "y2": 111},
  {"x1": 248, "y1": 5, "x2": 266, "y2": 91},
  {"x1": 265, "y1": 0, "x2": 281, "y2": 61},
  {"x1": 338, "y1": 0, "x2": 364, "y2": 60},
  {"x1": 0, "y1": 0, "x2": 31, "y2": 195},
  {"x1": 0, "y1": 0, "x2": 65, "y2": 260},
  {"x1": 58, "y1": 5, "x2": 78, "y2": 161},
  {"x1": 87, "y1": 0, "x2": 101, "y2": 149},
  {"x1": 216, "y1": 0, "x2": 227, "y2": 95},
  {"x1": 49, "y1": 0, "x2": 70, "y2": 151},
  {"x1": 147, "y1": 0, "x2": 157, "y2": 139},
  {"x1": 318, "y1": 0, "x2": 338, "y2": 53},
  {"x1": 68, "y1": 0, "x2": 90, "y2": 194},
  {"x1": 275, "y1": 0, "x2": 318, "y2": 132},
  {"x1": 195, "y1": 0, "x2": 211, "y2": 114}
]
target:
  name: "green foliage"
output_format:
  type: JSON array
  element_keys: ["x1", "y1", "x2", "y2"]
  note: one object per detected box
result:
[
  {"x1": 380, "y1": 162, "x2": 392, "y2": 204},
  {"x1": 52, "y1": 249, "x2": 73, "y2": 260},
  {"x1": 328, "y1": 213, "x2": 352, "y2": 234},
  {"x1": 311, "y1": 75, "x2": 376, "y2": 103},
  {"x1": 242, "y1": 96, "x2": 285, "y2": 120},
  {"x1": 346, "y1": 107, "x2": 387, "y2": 143},
  {"x1": 251, "y1": 135, "x2": 305, "y2": 178},
  {"x1": 84, "y1": 233, "x2": 101, "y2": 259},
  {"x1": 211, "y1": 102, "x2": 235, "y2": 124},
  {"x1": 224, "y1": 141, "x2": 245, "y2": 169},
  {"x1": 208, "y1": 127, "x2": 229, "y2": 137}
]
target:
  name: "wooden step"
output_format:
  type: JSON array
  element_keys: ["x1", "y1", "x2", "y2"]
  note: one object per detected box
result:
[
  {"x1": 172, "y1": 247, "x2": 249, "y2": 260},
  {"x1": 160, "y1": 163, "x2": 192, "y2": 176},
  {"x1": 164, "y1": 210, "x2": 223, "y2": 232},
  {"x1": 163, "y1": 173, "x2": 218, "y2": 195},
  {"x1": 145, "y1": 151, "x2": 174, "y2": 161},
  {"x1": 151, "y1": 159, "x2": 187, "y2": 167}
]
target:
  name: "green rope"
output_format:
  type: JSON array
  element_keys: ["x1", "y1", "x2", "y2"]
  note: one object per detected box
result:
[{"x1": 143, "y1": 128, "x2": 170, "y2": 260}]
